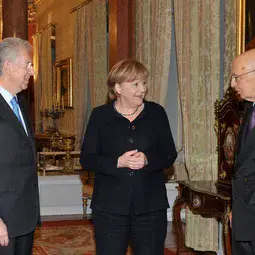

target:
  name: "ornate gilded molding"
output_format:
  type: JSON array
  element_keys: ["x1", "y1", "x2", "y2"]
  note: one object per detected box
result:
[
  {"x1": 219, "y1": 167, "x2": 227, "y2": 180},
  {"x1": 224, "y1": 205, "x2": 231, "y2": 235},
  {"x1": 34, "y1": 0, "x2": 42, "y2": 5},
  {"x1": 192, "y1": 195, "x2": 201, "y2": 208},
  {"x1": 214, "y1": 86, "x2": 241, "y2": 140},
  {"x1": 236, "y1": 0, "x2": 246, "y2": 55},
  {"x1": 215, "y1": 86, "x2": 244, "y2": 190},
  {"x1": 214, "y1": 87, "x2": 240, "y2": 115},
  {"x1": 28, "y1": 0, "x2": 36, "y2": 22}
]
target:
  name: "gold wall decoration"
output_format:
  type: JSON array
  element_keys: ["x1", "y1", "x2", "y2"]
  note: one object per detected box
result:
[
  {"x1": 28, "y1": 0, "x2": 36, "y2": 23},
  {"x1": 55, "y1": 58, "x2": 73, "y2": 108},
  {"x1": 34, "y1": 0, "x2": 42, "y2": 5},
  {"x1": 237, "y1": 0, "x2": 255, "y2": 54}
]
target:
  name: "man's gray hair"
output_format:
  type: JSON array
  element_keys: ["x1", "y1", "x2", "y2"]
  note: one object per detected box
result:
[{"x1": 0, "y1": 37, "x2": 32, "y2": 76}]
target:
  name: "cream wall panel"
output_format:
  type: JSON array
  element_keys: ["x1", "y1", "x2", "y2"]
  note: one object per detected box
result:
[{"x1": 36, "y1": 0, "x2": 84, "y2": 135}]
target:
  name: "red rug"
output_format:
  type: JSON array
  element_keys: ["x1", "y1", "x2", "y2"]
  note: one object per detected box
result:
[{"x1": 32, "y1": 220, "x2": 176, "y2": 255}]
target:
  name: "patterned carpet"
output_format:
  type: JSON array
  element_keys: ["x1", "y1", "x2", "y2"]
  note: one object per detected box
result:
[{"x1": 32, "y1": 220, "x2": 176, "y2": 255}]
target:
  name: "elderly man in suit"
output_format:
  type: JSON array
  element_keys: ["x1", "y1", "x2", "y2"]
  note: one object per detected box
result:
[
  {"x1": 231, "y1": 49, "x2": 255, "y2": 254},
  {"x1": 0, "y1": 37, "x2": 40, "y2": 255}
]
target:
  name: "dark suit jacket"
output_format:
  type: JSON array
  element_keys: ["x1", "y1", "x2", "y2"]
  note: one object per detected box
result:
[
  {"x1": 0, "y1": 93, "x2": 40, "y2": 238},
  {"x1": 232, "y1": 101, "x2": 255, "y2": 241},
  {"x1": 80, "y1": 101, "x2": 177, "y2": 215}
]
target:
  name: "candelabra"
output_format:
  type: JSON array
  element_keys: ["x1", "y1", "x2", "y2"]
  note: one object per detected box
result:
[{"x1": 40, "y1": 106, "x2": 65, "y2": 129}]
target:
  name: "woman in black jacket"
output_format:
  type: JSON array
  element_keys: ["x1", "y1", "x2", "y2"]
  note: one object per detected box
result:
[{"x1": 80, "y1": 59, "x2": 177, "y2": 255}]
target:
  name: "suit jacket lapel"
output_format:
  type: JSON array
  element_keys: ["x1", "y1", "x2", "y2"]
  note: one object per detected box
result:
[
  {"x1": 17, "y1": 94, "x2": 34, "y2": 139},
  {"x1": 236, "y1": 128, "x2": 255, "y2": 171},
  {"x1": 0, "y1": 94, "x2": 29, "y2": 139},
  {"x1": 236, "y1": 117, "x2": 247, "y2": 157},
  {"x1": 239, "y1": 111, "x2": 250, "y2": 152},
  {"x1": 236, "y1": 104, "x2": 255, "y2": 171}
]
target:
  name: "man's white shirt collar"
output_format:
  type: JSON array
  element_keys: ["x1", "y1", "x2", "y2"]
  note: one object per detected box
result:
[
  {"x1": 0, "y1": 86, "x2": 15, "y2": 108},
  {"x1": 0, "y1": 86, "x2": 28, "y2": 135}
]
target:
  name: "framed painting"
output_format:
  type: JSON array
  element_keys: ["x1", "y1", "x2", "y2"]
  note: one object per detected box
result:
[
  {"x1": 55, "y1": 58, "x2": 73, "y2": 108},
  {"x1": 237, "y1": 0, "x2": 255, "y2": 54}
]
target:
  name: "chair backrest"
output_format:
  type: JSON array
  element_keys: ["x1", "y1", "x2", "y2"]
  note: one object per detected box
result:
[{"x1": 214, "y1": 86, "x2": 244, "y2": 191}]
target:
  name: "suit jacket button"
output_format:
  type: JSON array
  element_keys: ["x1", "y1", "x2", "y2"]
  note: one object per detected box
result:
[
  {"x1": 244, "y1": 178, "x2": 248, "y2": 182},
  {"x1": 34, "y1": 184, "x2": 38, "y2": 188}
]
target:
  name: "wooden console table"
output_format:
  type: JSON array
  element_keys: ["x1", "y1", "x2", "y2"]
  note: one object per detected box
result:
[
  {"x1": 35, "y1": 133, "x2": 75, "y2": 152},
  {"x1": 37, "y1": 151, "x2": 83, "y2": 174},
  {"x1": 173, "y1": 181, "x2": 231, "y2": 255}
]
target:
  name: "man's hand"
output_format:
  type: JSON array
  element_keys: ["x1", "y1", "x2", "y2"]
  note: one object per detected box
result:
[
  {"x1": 0, "y1": 218, "x2": 8, "y2": 246},
  {"x1": 229, "y1": 211, "x2": 232, "y2": 228}
]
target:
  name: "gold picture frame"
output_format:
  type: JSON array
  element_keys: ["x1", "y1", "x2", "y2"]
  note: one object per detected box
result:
[
  {"x1": 237, "y1": 0, "x2": 255, "y2": 54},
  {"x1": 55, "y1": 58, "x2": 73, "y2": 108}
]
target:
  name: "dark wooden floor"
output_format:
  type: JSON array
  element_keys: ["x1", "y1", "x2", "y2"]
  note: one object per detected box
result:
[{"x1": 41, "y1": 215, "x2": 217, "y2": 255}]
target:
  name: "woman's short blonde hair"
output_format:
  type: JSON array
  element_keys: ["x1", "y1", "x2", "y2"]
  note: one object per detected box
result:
[{"x1": 106, "y1": 59, "x2": 149, "y2": 101}]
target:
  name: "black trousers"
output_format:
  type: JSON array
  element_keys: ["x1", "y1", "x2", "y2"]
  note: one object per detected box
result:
[
  {"x1": 0, "y1": 231, "x2": 34, "y2": 255},
  {"x1": 93, "y1": 209, "x2": 167, "y2": 255}
]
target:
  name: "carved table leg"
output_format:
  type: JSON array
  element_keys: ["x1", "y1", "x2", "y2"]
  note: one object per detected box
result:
[
  {"x1": 172, "y1": 196, "x2": 192, "y2": 254},
  {"x1": 222, "y1": 213, "x2": 232, "y2": 255}
]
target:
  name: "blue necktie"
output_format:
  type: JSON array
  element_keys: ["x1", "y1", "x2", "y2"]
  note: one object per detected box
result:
[{"x1": 10, "y1": 96, "x2": 22, "y2": 123}]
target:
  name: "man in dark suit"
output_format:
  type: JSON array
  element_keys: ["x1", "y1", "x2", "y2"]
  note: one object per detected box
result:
[
  {"x1": 0, "y1": 37, "x2": 40, "y2": 255},
  {"x1": 231, "y1": 49, "x2": 255, "y2": 254}
]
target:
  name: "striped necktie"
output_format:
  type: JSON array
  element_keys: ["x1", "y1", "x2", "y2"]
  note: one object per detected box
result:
[{"x1": 10, "y1": 96, "x2": 22, "y2": 123}]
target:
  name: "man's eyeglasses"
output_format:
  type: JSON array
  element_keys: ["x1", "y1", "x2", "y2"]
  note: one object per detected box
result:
[
  {"x1": 19, "y1": 62, "x2": 33, "y2": 70},
  {"x1": 26, "y1": 62, "x2": 33, "y2": 70},
  {"x1": 231, "y1": 69, "x2": 255, "y2": 83}
]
